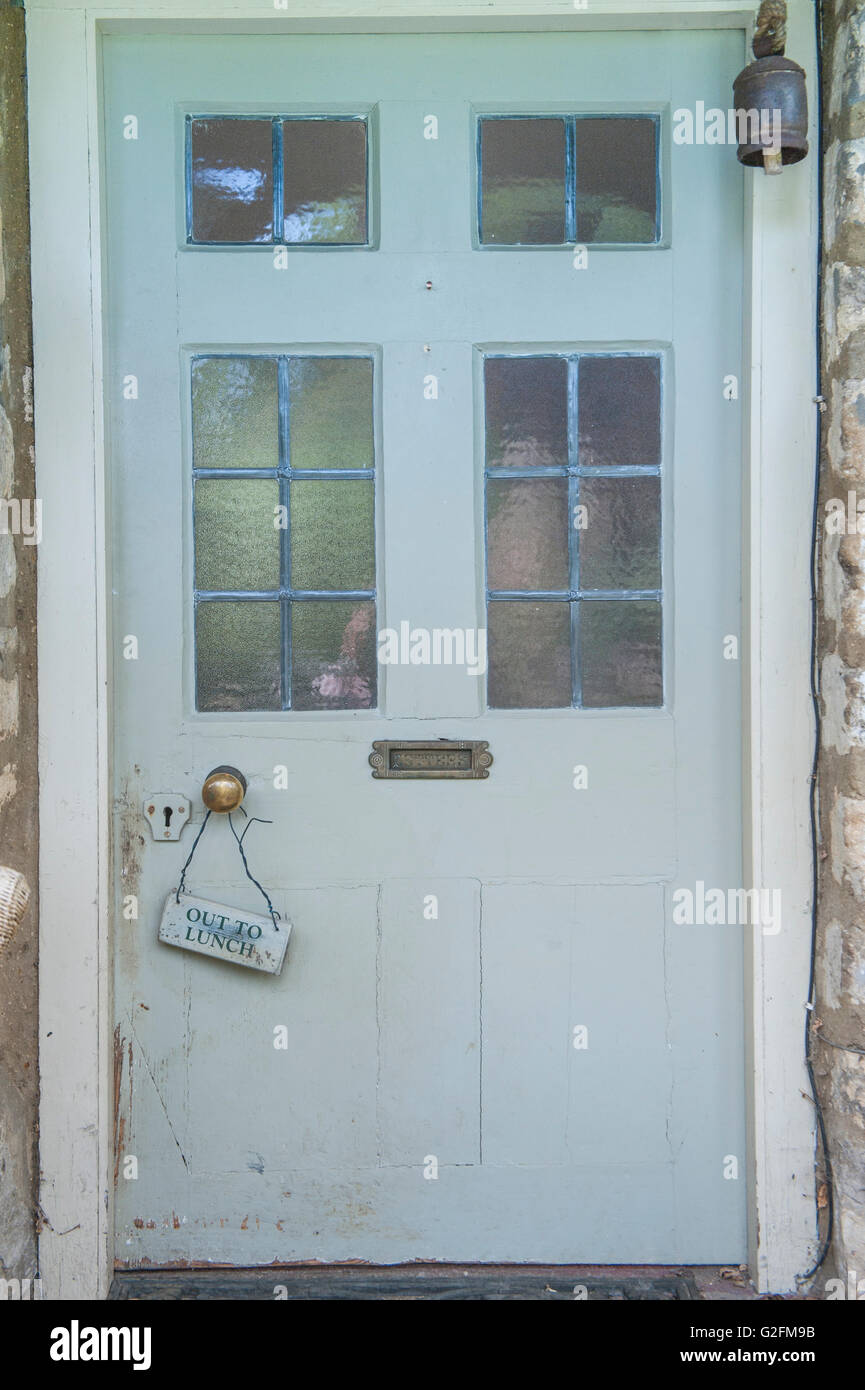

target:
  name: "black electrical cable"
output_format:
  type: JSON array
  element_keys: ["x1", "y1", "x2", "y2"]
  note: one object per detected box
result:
[
  {"x1": 800, "y1": 0, "x2": 834, "y2": 1285},
  {"x1": 227, "y1": 809, "x2": 282, "y2": 931},
  {"x1": 176, "y1": 809, "x2": 212, "y2": 903}
]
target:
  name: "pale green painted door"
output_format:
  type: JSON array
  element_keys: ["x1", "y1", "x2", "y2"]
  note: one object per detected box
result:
[{"x1": 107, "y1": 29, "x2": 746, "y2": 1265}]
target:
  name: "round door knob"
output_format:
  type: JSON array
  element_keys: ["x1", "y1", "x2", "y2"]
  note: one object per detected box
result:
[{"x1": 201, "y1": 766, "x2": 247, "y2": 813}]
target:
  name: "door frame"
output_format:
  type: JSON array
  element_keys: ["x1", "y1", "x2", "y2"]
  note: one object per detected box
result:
[{"x1": 27, "y1": 0, "x2": 819, "y2": 1298}]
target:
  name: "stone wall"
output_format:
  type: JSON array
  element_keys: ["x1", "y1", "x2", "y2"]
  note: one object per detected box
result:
[
  {"x1": 817, "y1": 0, "x2": 865, "y2": 1290},
  {"x1": 0, "y1": 0, "x2": 39, "y2": 1283}
]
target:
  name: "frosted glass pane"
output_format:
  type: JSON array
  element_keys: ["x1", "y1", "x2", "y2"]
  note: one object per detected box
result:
[
  {"x1": 579, "y1": 476, "x2": 661, "y2": 591},
  {"x1": 290, "y1": 480, "x2": 375, "y2": 591},
  {"x1": 282, "y1": 119, "x2": 367, "y2": 244},
  {"x1": 487, "y1": 478, "x2": 569, "y2": 591},
  {"x1": 578, "y1": 357, "x2": 661, "y2": 469},
  {"x1": 192, "y1": 357, "x2": 279, "y2": 471},
  {"x1": 580, "y1": 600, "x2": 662, "y2": 707},
  {"x1": 487, "y1": 601, "x2": 571, "y2": 709},
  {"x1": 575, "y1": 118, "x2": 658, "y2": 244},
  {"x1": 291, "y1": 600, "x2": 376, "y2": 710},
  {"x1": 485, "y1": 357, "x2": 569, "y2": 470},
  {"x1": 288, "y1": 358, "x2": 374, "y2": 470},
  {"x1": 196, "y1": 601, "x2": 281, "y2": 712},
  {"x1": 480, "y1": 118, "x2": 566, "y2": 244},
  {"x1": 194, "y1": 479, "x2": 280, "y2": 592},
  {"x1": 190, "y1": 118, "x2": 273, "y2": 243}
]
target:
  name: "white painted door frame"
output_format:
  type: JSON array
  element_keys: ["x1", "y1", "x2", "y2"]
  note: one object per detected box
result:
[{"x1": 27, "y1": 0, "x2": 819, "y2": 1298}]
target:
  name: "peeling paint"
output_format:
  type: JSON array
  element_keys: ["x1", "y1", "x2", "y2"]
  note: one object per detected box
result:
[
  {"x1": 118, "y1": 769, "x2": 145, "y2": 906},
  {"x1": 0, "y1": 761, "x2": 16, "y2": 809},
  {"x1": 113, "y1": 1026, "x2": 127, "y2": 1188},
  {"x1": 0, "y1": 672, "x2": 17, "y2": 738},
  {"x1": 821, "y1": 919, "x2": 844, "y2": 1012},
  {"x1": 0, "y1": 401, "x2": 12, "y2": 495}
]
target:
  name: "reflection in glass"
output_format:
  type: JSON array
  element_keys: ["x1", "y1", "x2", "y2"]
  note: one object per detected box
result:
[
  {"x1": 291, "y1": 599, "x2": 376, "y2": 710},
  {"x1": 480, "y1": 118, "x2": 567, "y2": 244},
  {"x1": 196, "y1": 601, "x2": 282, "y2": 711},
  {"x1": 579, "y1": 476, "x2": 661, "y2": 591},
  {"x1": 579, "y1": 600, "x2": 662, "y2": 707},
  {"x1": 288, "y1": 358, "x2": 374, "y2": 470},
  {"x1": 283, "y1": 119, "x2": 367, "y2": 244},
  {"x1": 192, "y1": 357, "x2": 279, "y2": 471},
  {"x1": 574, "y1": 117, "x2": 658, "y2": 244},
  {"x1": 191, "y1": 352, "x2": 377, "y2": 711},
  {"x1": 487, "y1": 601, "x2": 571, "y2": 708},
  {"x1": 487, "y1": 478, "x2": 569, "y2": 591},
  {"x1": 190, "y1": 119, "x2": 273, "y2": 243},
  {"x1": 578, "y1": 356, "x2": 661, "y2": 469},
  {"x1": 485, "y1": 357, "x2": 569, "y2": 470}
]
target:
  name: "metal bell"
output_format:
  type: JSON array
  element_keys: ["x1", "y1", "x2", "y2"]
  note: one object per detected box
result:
[
  {"x1": 733, "y1": 53, "x2": 808, "y2": 172},
  {"x1": 732, "y1": 2, "x2": 806, "y2": 174}
]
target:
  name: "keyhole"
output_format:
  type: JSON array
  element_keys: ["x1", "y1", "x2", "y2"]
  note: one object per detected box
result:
[{"x1": 163, "y1": 806, "x2": 173, "y2": 830}]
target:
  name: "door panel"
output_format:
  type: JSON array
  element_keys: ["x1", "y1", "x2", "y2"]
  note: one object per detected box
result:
[{"x1": 107, "y1": 29, "x2": 745, "y2": 1265}]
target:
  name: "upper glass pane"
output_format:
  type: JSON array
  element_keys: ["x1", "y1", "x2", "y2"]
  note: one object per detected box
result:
[
  {"x1": 574, "y1": 118, "x2": 658, "y2": 245},
  {"x1": 479, "y1": 118, "x2": 567, "y2": 245},
  {"x1": 282, "y1": 119, "x2": 367, "y2": 245},
  {"x1": 478, "y1": 114, "x2": 660, "y2": 246},
  {"x1": 189, "y1": 119, "x2": 274, "y2": 244},
  {"x1": 187, "y1": 116, "x2": 370, "y2": 246}
]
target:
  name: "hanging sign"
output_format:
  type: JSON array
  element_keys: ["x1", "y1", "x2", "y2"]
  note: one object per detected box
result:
[{"x1": 159, "y1": 892, "x2": 290, "y2": 975}]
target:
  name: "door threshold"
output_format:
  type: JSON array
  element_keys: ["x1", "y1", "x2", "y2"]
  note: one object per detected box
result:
[{"x1": 108, "y1": 1264, "x2": 747, "y2": 1301}]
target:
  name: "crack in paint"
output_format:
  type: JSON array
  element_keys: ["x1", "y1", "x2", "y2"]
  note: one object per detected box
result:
[{"x1": 128, "y1": 1017, "x2": 190, "y2": 1172}]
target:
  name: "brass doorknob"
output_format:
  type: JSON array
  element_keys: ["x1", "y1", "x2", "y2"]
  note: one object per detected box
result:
[{"x1": 201, "y1": 766, "x2": 247, "y2": 813}]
